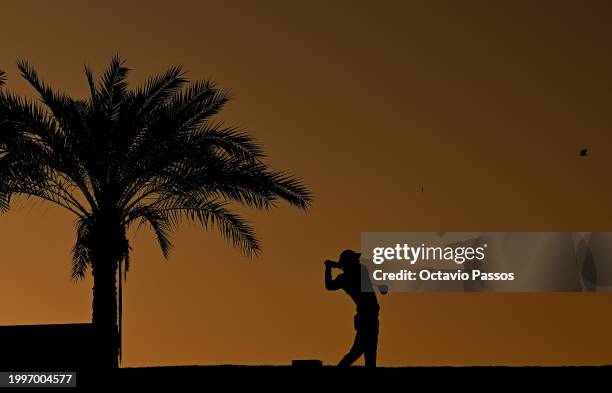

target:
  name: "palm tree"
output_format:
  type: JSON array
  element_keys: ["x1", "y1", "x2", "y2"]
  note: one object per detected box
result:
[
  {"x1": 0, "y1": 56, "x2": 311, "y2": 368},
  {"x1": 0, "y1": 69, "x2": 8, "y2": 212}
]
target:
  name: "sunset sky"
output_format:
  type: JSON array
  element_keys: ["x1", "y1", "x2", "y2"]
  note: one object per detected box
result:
[{"x1": 1, "y1": 0, "x2": 612, "y2": 367}]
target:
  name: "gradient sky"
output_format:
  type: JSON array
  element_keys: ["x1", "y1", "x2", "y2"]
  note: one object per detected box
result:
[{"x1": 1, "y1": 0, "x2": 612, "y2": 366}]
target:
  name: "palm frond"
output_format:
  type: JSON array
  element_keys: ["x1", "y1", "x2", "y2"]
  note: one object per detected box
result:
[
  {"x1": 16, "y1": 60, "x2": 79, "y2": 129},
  {"x1": 135, "y1": 65, "x2": 187, "y2": 115},
  {"x1": 0, "y1": 190, "x2": 10, "y2": 212},
  {"x1": 98, "y1": 54, "x2": 130, "y2": 118},
  {"x1": 167, "y1": 201, "x2": 260, "y2": 256},
  {"x1": 71, "y1": 218, "x2": 91, "y2": 280},
  {"x1": 134, "y1": 208, "x2": 173, "y2": 258},
  {"x1": 168, "y1": 80, "x2": 230, "y2": 132},
  {"x1": 127, "y1": 199, "x2": 260, "y2": 257},
  {"x1": 0, "y1": 88, "x2": 96, "y2": 214},
  {"x1": 83, "y1": 64, "x2": 97, "y2": 102},
  {"x1": 195, "y1": 121, "x2": 264, "y2": 163}
]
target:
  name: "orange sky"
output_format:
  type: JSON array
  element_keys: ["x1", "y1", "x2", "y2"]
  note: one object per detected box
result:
[{"x1": 1, "y1": 0, "x2": 612, "y2": 367}]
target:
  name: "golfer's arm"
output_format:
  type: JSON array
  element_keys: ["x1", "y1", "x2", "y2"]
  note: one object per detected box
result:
[{"x1": 325, "y1": 268, "x2": 342, "y2": 290}]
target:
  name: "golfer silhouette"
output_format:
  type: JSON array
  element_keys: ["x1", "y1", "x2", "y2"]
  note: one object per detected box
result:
[{"x1": 325, "y1": 249, "x2": 384, "y2": 368}]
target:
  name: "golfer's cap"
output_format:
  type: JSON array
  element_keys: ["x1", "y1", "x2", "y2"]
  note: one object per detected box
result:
[{"x1": 339, "y1": 249, "x2": 361, "y2": 264}]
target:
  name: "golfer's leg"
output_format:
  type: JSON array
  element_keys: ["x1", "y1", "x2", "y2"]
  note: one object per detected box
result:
[
  {"x1": 338, "y1": 331, "x2": 364, "y2": 367},
  {"x1": 364, "y1": 328, "x2": 378, "y2": 368}
]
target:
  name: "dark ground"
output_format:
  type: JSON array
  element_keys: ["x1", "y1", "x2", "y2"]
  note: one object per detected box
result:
[{"x1": 74, "y1": 365, "x2": 611, "y2": 390}]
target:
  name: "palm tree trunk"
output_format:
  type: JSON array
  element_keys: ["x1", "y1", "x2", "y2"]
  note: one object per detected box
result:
[{"x1": 91, "y1": 237, "x2": 119, "y2": 368}]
